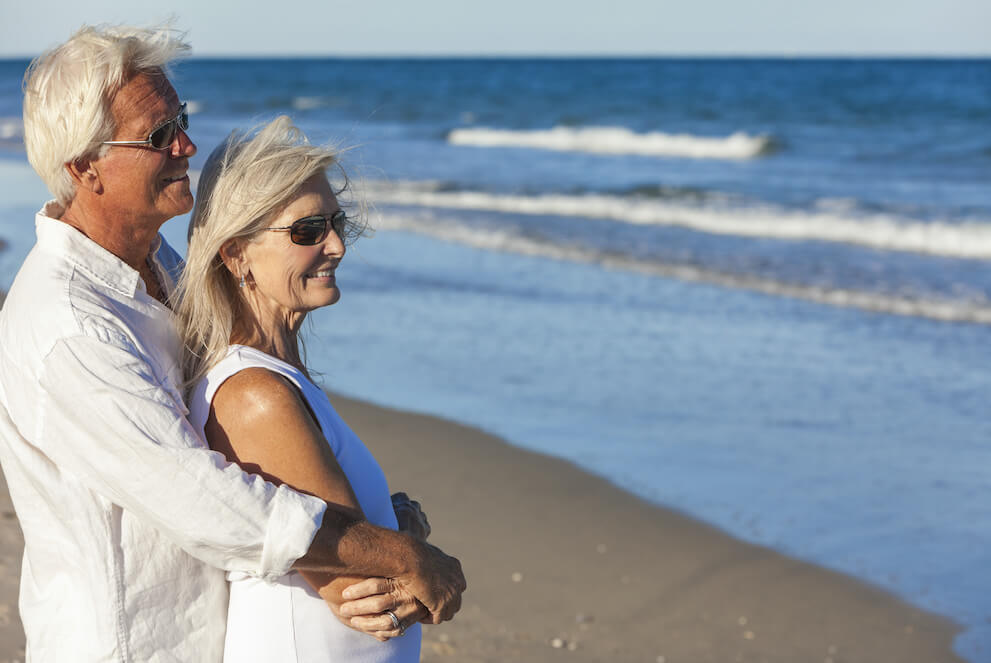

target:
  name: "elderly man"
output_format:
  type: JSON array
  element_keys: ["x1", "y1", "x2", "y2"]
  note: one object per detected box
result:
[{"x1": 0, "y1": 24, "x2": 464, "y2": 662}]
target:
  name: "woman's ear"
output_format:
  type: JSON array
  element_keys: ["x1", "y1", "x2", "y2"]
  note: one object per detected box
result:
[{"x1": 218, "y1": 238, "x2": 247, "y2": 278}]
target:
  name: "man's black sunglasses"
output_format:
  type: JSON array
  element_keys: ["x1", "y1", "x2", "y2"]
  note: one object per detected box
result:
[
  {"x1": 102, "y1": 102, "x2": 189, "y2": 150},
  {"x1": 263, "y1": 210, "x2": 348, "y2": 246}
]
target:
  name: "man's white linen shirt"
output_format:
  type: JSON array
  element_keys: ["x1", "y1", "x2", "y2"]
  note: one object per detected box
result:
[{"x1": 0, "y1": 203, "x2": 327, "y2": 663}]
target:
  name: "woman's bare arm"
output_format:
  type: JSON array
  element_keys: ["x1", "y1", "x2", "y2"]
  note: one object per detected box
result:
[{"x1": 205, "y1": 368, "x2": 371, "y2": 613}]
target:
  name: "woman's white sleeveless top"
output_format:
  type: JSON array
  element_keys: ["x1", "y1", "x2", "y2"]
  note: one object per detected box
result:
[{"x1": 188, "y1": 345, "x2": 422, "y2": 663}]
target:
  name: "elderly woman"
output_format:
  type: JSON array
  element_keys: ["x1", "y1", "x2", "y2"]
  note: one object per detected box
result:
[{"x1": 175, "y1": 116, "x2": 433, "y2": 662}]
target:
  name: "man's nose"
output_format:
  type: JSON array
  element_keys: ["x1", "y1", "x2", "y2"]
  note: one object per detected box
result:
[{"x1": 170, "y1": 128, "x2": 196, "y2": 158}]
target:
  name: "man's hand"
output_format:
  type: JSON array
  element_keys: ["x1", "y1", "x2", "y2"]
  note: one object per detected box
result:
[
  {"x1": 341, "y1": 540, "x2": 465, "y2": 625},
  {"x1": 392, "y1": 492, "x2": 431, "y2": 541}
]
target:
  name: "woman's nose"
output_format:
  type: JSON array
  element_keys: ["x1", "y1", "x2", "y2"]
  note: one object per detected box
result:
[{"x1": 323, "y1": 227, "x2": 345, "y2": 258}]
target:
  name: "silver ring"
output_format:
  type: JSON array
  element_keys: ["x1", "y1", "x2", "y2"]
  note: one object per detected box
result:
[{"x1": 385, "y1": 610, "x2": 402, "y2": 632}]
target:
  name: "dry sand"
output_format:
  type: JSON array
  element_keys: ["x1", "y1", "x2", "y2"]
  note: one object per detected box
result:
[
  {"x1": 0, "y1": 467, "x2": 23, "y2": 663},
  {"x1": 0, "y1": 392, "x2": 964, "y2": 663},
  {"x1": 336, "y1": 393, "x2": 963, "y2": 663}
]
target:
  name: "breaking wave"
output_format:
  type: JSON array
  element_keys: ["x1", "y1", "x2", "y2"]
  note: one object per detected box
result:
[
  {"x1": 372, "y1": 211, "x2": 991, "y2": 325},
  {"x1": 0, "y1": 119, "x2": 22, "y2": 140},
  {"x1": 364, "y1": 181, "x2": 991, "y2": 259},
  {"x1": 0, "y1": 118, "x2": 24, "y2": 149},
  {"x1": 292, "y1": 96, "x2": 327, "y2": 110},
  {"x1": 447, "y1": 126, "x2": 774, "y2": 160}
]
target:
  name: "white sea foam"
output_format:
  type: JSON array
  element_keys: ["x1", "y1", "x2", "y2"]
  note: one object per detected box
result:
[
  {"x1": 447, "y1": 126, "x2": 773, "y2": 160},
  {"x1": 184, "y1": 100, "x2": 203, "y2": 115},
  {"x1": 292, "y1": 96, "x2": 326, "y2": 110},
  {"x1": 0, "y1": 118, "x2": 24, "y2": 141},
  {"x1": 373, "y1": 211, "x2": 991, "y2": 325},
  {"x1": 364, "y1": 181, "x2": 991, "y2": 259}
]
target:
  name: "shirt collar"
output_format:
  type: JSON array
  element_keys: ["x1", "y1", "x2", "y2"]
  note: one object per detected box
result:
[{"x1": 35, "y1": 200, "x2": 164, "y2": 300}]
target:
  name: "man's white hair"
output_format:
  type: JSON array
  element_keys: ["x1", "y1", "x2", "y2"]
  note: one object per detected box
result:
[{"x1": 22, "y1": 23, "x2": 190, "y2": 205}]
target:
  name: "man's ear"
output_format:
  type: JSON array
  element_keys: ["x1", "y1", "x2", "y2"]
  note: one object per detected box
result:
[
  {"x1": 218, "y1": 238, "x2": 247, "y2": 278},
  {"x1": 65, "y1": 158, "x2": 102, "y2": 194}
]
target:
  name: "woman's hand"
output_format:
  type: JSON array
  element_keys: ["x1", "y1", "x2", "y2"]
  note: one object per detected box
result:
[
  {"x1": 392, "y1": 492, "x2": 431, "y2": 541},
  {"x1": 338, "y1": 577, "x2": 430, "y2": 641}
]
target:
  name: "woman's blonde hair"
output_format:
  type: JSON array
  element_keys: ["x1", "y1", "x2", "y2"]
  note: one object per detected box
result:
[
  {"x1": 174, "y1": 115, "x2": 364, "y2": 387},
  {"x1": 23, "y1": 23, "x2": 189, "y2": 205}
]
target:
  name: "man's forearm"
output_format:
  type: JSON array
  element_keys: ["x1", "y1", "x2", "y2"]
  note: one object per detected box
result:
[
  {"x1": 297, "y1": 502, "x2": 466, "y2": 624},
  {"x1": 293, "y1": 502, "x2": 418, "y2": 577}
]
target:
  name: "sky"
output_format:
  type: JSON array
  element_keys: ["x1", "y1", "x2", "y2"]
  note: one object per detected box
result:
[{"x1": 1, "y1": 0, "x2": 989, "y2": 57}]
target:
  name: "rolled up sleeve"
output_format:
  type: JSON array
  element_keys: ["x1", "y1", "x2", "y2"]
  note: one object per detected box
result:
[{"x1": 37, "y1": 334, "x2": 326, "y2": 581}]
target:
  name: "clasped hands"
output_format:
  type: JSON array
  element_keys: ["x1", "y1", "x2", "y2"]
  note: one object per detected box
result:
[{"x1": 335, "y1": 492, "x2": 452, "y2": 641}]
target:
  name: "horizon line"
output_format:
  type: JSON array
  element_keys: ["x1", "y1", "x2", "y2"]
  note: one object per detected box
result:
[{"x1": 2, "y1": 52, "x2": 990, "y2": 60}]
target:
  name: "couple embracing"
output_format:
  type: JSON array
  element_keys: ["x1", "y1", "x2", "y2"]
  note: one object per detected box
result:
[{"x1": 0, "y1": 23, "x2": 466, "y2": 662}]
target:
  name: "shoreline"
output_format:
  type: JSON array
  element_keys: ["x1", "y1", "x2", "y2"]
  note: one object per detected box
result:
[
  {"x1": 0, "y1": 392, "x2": 966, "y2": 662},
  {"x1": 337, "y1": 392, "x2": 964, "y2": 662}
]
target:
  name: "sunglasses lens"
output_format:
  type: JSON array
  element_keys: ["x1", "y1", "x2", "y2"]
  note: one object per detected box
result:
[
  {"x1": 290, "y1": 217, "x2": 328, "y2": 245},
  {"x1": 149, "y1": 122, "x2": 177, "y2": 149},
  {"x1": 331, "y1": 211, "x2": 348, "y2": 242},
  {"x1": 148, "y1": 106, "x2": 188, "y2": 149}
]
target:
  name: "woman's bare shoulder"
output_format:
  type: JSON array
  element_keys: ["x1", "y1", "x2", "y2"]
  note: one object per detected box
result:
[
  {"x1": 205, "y1": 365, "x2": 361, "y2": 509},
  {"x1": 211, "y1": 366, "x2": 307, "y2": 422},
  {"x1": 206, "y1": 366, "x2": 321, "y2": 462}
]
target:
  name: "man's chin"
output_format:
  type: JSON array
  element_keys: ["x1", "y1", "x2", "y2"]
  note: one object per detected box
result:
[
  {"x1": 164, "y1": 182, "x2": 194, "y2": 213},
  {"x1": 159, "y1": 195, "x2": 194, "y2": 221}
]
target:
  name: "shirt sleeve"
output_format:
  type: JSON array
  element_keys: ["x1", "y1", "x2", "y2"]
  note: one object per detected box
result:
[{"x1": 36, "y1": 333, "x2": 327, "y2": 581}]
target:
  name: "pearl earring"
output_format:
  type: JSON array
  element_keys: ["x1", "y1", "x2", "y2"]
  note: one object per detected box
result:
[{"x1": 239, "y1": 273, "x2": 246, "y2": 288}]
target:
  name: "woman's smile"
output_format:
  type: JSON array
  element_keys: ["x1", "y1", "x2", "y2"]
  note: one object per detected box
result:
[{"x1": 305, "y1": 267, "x2": 337, "y2": 282}]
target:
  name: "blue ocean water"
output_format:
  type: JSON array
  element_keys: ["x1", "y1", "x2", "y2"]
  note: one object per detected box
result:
[{"x1": 1, "y1": 58, "x2": 990, "y2": 660}]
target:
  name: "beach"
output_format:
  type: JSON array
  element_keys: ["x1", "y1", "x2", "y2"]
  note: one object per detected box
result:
[
  {"x1": 0, "y1": 391, "x2": 963, "y2": 662},
  {"x1": 1, "y1": 56, "x2": 989, "y2": 660}
]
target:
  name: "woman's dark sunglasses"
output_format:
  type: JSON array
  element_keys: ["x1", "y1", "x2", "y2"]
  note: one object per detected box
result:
[
  {"x1": 263, "y1": 210, "x2": 348, "y2": 245},
  {"x1": 102, "y1": 102, "x2": 189, "y2": 150}
]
